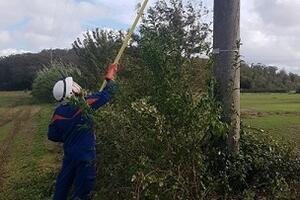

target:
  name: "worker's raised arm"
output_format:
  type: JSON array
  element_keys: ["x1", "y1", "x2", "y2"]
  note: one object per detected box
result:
[
  {"x1": 85, "y1": 80, "x2": 115, "y2": 110},
  {"x1": 85, "y1": 64, "x2": 118, "y2": 110}
]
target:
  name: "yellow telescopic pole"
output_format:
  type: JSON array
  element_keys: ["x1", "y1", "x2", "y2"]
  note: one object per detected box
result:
[{"x1": 100, "y1": 0, "x2": 149, "y2": 91}]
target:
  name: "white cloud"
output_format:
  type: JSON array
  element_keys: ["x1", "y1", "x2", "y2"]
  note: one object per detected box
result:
[
  {"x1": 0, "y1": 1, "x2": 25, "y2": 29},
  {"x1": 0, "y1": 31, "x2": 12, "y2": 45},
  {"x1": 96, "y1": 0, "x2": 142, "y2": 24},
  {"x1": 240, "y1": 0, "x2": 300, "y2": 74},
  {"x1": 0, "y1": 0, "x2": 110, "y2": 51},
  {"x1": 0, "y1": 0, "x2": 147, "y2": 53},
  {"x1": 0, "y1": 48, "x2": 29, "y2": 57}
]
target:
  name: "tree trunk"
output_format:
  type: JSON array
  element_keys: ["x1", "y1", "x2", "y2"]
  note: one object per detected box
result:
[{"x1": 213, "y1": 0, "x2": 241, "y2": 154}]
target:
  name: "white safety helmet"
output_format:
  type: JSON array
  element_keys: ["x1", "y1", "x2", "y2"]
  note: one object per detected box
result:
[{"x1": 52, "y1": 77, "x2": 82, "y2": 101}]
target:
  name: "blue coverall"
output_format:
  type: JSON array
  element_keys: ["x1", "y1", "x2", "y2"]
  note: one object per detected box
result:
[{"x1": 48, "y1": 81, "x2": 113, "y2": 200}]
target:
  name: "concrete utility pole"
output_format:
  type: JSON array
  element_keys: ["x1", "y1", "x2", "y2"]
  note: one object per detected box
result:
[{"x1": 213, "y1": 0, "x2": 241, "y2": 154}]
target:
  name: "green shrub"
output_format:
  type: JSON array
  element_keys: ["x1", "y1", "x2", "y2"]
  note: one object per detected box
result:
[
  {"x1": 296, "y1": 86, "x2": 300, "y2": 94},
  {"x1": 204, "y1": 127, "x2": 300, "y2": 199},
  {"x1": 93, "y1": 83, "x2": 226, "y2": 199},
  {"x1": 73, "y1": 29, "x2": 124, "y2": 90},
  {"x1": 93, "y1": 84, "x2": 300, "y2": 199},
  {"x1": 31, "y1": 62, "x2": 81, "y2": 103}
]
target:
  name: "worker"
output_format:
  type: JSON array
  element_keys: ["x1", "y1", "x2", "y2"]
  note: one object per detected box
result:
[{"x1": 48, "y1": 64, "x2": 118, "y2": 200}]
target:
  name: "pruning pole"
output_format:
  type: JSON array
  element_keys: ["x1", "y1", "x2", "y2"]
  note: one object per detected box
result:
[{"x1": 100, "y1": 0, "x2": 149, "y2": 91}]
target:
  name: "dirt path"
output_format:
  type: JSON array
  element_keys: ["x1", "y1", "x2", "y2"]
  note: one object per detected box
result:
[
  {"x1": 0, "y1": 105, "x2": 41, "y2": 186},
  {"x1": 0, "y1": 107, "x2": 22, "y2": 128}
]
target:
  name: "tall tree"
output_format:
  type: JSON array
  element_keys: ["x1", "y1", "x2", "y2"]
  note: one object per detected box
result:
[
  {"x1": 72, "y1": 29, "x2": 124, "y2": 90},
  {"x1": 213, "y1": 0, "x2": 241, "y2": 154}
]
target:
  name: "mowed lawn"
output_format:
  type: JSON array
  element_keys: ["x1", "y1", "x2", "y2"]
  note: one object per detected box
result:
[
  {"x1": 0, "y1": 92, "x2": 60, "y2": 200},
  {"x1": 241, "y1": 93, "x2": 300, "y2": 152}
]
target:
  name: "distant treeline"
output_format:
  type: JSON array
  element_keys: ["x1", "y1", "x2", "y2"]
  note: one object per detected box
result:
[
  {"x1": 0, "y1": 49, "x2": 79, "y2": 91},
  {"x1": 0, "y1": 49, "x2": 300, "y2": 92},
  {"x1": 241, "y1": 63, "x2": 300, "y2": 93}
]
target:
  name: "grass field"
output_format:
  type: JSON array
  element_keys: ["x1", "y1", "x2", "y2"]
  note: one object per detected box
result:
[
  {"x1": 0, "y1": 92, "x2": 60, "y2": 200},
  {"x1": 241, "y1": 93, "x2": 300, "y2": 152},
  {"x1": 0, "y1": 91, "x2": 299, "y2": 199}
]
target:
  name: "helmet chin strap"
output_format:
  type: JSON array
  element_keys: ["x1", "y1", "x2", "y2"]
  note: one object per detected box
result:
[{"x1": 61, "y1": 78, "x2": 67, "y2": 102}]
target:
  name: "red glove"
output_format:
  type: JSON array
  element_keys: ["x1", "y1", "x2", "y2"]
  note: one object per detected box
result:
[{"x1": 105, "y1": 63, "x2": 118, "y2": 80}]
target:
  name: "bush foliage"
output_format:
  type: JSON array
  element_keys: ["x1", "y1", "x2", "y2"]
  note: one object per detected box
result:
[
  {"x1": 31, "y1": 62, "x2": 81, "y2": 103},
  {"x1": 95, "y1": 106, "x2": 300, "y2": 199},
  {"x1": 72, "y1": 29, "x2": 125, "y2": 90},
  {"x1": 296, "y1": 86, "x2": 300, "y2": 94}
]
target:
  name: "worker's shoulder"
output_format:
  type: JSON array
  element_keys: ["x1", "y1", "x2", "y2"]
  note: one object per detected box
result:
[{"x1": 54, "y1": 103, "x2": 76, "y2": 115}]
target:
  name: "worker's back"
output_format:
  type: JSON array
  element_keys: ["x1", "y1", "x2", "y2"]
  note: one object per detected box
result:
[
  {"x1": 48, "y1": 87, "x2": 112, "y2": 161},
  {"x1": 49, "y1": 103, "x2": 96, "y2": 161}
]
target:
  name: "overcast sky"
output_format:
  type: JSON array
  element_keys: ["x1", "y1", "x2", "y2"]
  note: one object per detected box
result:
[{"x1": 0, "y1": 0, "x2": 299, "y2": 74}]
